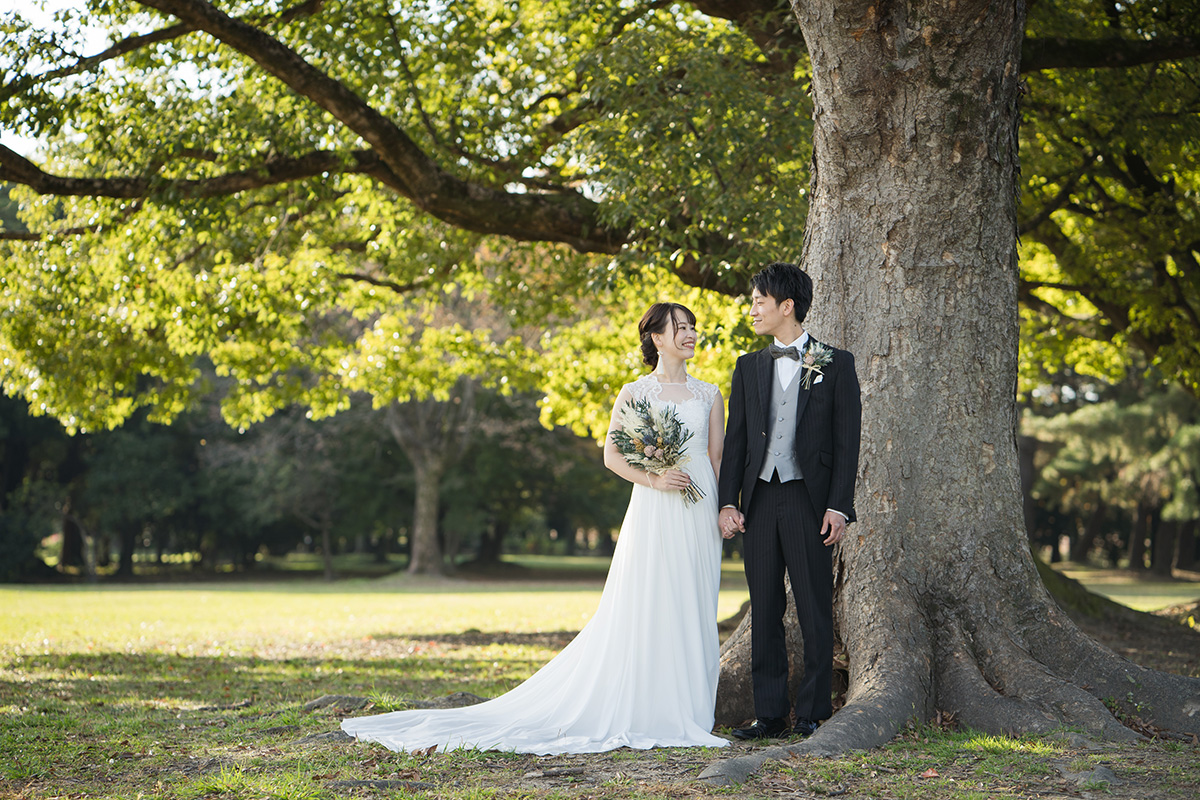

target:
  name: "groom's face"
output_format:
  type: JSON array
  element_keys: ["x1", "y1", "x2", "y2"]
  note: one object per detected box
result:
[{"x1": 750, "y1": 288, "x2": 792, "y2": 339}]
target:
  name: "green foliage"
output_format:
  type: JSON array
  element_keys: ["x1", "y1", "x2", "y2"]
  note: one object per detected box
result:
[
  {"x1": 1026, "y1": 385, "x2": 1200, "y2": 522},
  {"x1": 0, "y1": 2, "x2": 792, "y2": 434},
  {"x1": 540, "y1": 272, "x2": 746, "y2": 441},
  {"x1": 1020, "y1": 4, "x2": 1200, "y2": 395},
  {"x1": 443, "y1": 390, "x2": 627, "y2": 560},
  {"x1": 573, "y1": 9, "x2": 812, "y2": 283},
  {"x1": 0, "y1": 184, "x2": 20, "y2": 231}
]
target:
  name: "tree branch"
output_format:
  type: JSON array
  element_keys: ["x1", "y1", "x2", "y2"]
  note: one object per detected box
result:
[
  {"x1": 334, "y1": 272, "x2": 427, "y2": 296},
  {"x1": 0, "y1": 144, "x2": 387, "y2": 199},
  {"x1": 0, "y1": 23, "x2": 197, "y2": 105},
  {"x1": 2, "y1": 1, "x2": 329, "y2": 105},
  {"x1": 134, "y1": 0, "x2": 625, "y2": 255},
  {"x1": 1017, "y1": 282, "x2": 1116, "y2": 344},
  {"x1": 1022, "y1": 36, "x2": 1200, "y2": 72},
  {"x1": 1018, "y1": 159, "x2": 1096, "y2": 236},
  {"x1": 689, "y1": 0, "x2": 807, "y2": 74}
]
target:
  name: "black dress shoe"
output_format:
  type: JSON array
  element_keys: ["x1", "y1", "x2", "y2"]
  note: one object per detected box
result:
[
  {"x1": 791, "y1": 718, "x2": 820, "y2": 737},
  {"x1": 731, "y1": 717, "x2": 789, "y2": 740}
]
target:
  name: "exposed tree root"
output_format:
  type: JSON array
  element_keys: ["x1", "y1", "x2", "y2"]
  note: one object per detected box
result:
[
  {"x1": 1030, "y1": 605, "x2": 1200, "y2": 733},
  {"x1": 978, "y1": 630, "x2": 1140, "y2": 740},
  {"x1": 933, "y1": 622, "x2": 1059, "y2": 735},
  {"x1": 701, "y1": 586, "x2": 1200, "y2": 785}
]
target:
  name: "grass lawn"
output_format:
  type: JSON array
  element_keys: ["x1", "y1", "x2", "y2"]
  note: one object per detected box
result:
[
  {"x1": 2, "y1": 557, "x2": 1197, "y2": 800},
  {"x1": 1053, "y1": 563, "x2": 1200, "y2": 612}
]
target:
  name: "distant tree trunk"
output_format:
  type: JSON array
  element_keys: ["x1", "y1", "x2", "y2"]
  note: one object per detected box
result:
[
  {"x1": 320, "y1": 513, "x2": 335, "y2": 582},
  {"x1": 407, "y1": 459, "x2": 446, "y2": 575},
  {"x1": 710, "y1": 0, "x2": 1200, "y2": 759},
  {"x1": 1070, "y1": 500, "x2": 1107, "y2": 563},
  {"x1": 475, "y1": 518, "x2": 505, "y2": 565},
  {"x1": 372, "y1": 526, "x2": 393, "y2": 564},
  {"x1": 1128, "y1": 502, "x2": 1153, "y2": 571},
  {"x1": 155, "y1": 528, "x2": 168, "y2": 565},
  {"x1": 383, "y1": 381, "x2": 479, "y2": 576},
  {"x1": 94, "y1": 531, "x2": 111, "y2": 568},
  {"x1": 1151, "y1": 520, "x2": 1179, "y2": 578},
  {"x1": 60, "y1": 512, "x2": 84, "y2": 568},
  {"x1": 116, "y1": 526, "x2": 136, "y2": 578},
  {"x1": 1177, "y1": 520, "x2": 1197, "y2": 572},
  {"x1": 441, "y1": 518, "x2": 459, "y2": 576}
]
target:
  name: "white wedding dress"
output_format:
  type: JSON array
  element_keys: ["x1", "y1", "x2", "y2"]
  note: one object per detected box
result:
[{"x1": 341, "y1": 374, "x2": 729, "y2": 754}]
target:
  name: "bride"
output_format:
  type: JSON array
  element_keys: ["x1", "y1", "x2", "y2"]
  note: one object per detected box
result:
[{"x1": 341, "y1": 302, "x2": 732, "y2": 754}]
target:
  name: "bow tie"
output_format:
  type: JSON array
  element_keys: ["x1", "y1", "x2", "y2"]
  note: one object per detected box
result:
[{"x1": 769, "y1": 343, "x2": 802, "y2": 361}]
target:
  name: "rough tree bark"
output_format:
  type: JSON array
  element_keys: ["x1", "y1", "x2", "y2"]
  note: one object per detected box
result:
[{"x1": 709, "y1": 0, "x2": 1200, "y2": 771}]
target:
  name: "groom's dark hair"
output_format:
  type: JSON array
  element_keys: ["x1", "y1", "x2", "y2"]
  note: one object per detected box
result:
[{"x1": 751, "y1": 262, "x2": 813, "y2": 323}]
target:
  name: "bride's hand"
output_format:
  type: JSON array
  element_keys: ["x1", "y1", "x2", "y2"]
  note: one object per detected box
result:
[{"x1": 649, "y1": 469, "x2": 691, "y2": 491}]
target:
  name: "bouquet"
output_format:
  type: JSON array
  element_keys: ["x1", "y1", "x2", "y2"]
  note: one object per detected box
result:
[{"x1": 609, "y1": 397, "x2": 706, "y2": 505}]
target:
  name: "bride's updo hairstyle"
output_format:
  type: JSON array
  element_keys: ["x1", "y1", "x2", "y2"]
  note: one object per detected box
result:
[{"x1": 638, "y1": 302, "x2": 697, "y2": 370}]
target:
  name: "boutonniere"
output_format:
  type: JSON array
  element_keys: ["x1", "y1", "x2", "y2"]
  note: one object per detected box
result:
[{"x1": 800, "y1": 342, "x2": 833, "y2": 390}]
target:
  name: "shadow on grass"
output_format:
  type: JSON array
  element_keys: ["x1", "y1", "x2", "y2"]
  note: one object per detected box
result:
[
  {"x1": 1, "y1": 650, "x2": 547, "y2": 716},
  {"x1": 372, "y1": 630, "x2": 580, "y2": 648}
]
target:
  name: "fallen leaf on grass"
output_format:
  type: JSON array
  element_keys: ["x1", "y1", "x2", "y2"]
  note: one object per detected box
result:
[{"x1": 920, "y1": 768, "x2": 940, "y2": 778}]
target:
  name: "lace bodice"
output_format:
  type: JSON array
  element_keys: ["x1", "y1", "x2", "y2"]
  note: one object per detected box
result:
[{"x1": 623, "y1": 374, "x2": 718, "y2": 463}]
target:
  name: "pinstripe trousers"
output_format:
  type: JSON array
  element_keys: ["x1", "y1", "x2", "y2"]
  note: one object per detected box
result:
[{"x1": 742, "y1": 474, "x2": 834, "y2": 723}]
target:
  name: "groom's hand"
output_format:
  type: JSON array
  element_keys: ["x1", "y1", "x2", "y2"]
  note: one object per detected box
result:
[
  {"x1": 820, "y1": 510, "x2": 847, "y2": 546},
  {"x1": 719, "y1": 507, "x2": 744, "y2": 538}
]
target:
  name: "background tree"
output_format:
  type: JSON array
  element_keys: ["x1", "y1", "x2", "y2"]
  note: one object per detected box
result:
[
  {"x1": 448, "y1": 389, "x2": 629, "y2": 565},
  {"x1": 1027, "y1": 384, "x2": 1200, "y2": 572},
  {"x1": 1019, "y1": 8, "x2": 1200, "y2": 396},
  {"x1": 2, "y1": 0, "x2": 1200, "y2": 757},
  {"x1": 0, "y1": 393, "x2": 69, "y2": 580},
  {"x1": 83, "y1": 411, "x2": 197, "y2": 577}
]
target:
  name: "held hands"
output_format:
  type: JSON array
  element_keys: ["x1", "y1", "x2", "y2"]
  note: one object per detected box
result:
[
  {"x1": 718, "y1": 508, "x2": 744, "y2": 539},
  {"x1": 648, "y1": 469, "x2": 691, "y2": 493}
]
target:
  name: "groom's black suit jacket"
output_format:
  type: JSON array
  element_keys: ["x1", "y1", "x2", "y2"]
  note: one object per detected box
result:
[{"x1": 718, "y1": 341, "x2": 862, "y2": 522}]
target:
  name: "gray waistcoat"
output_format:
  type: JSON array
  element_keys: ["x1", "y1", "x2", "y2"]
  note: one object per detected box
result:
[{"x1": 758, "y1": 370, "x2": 804, "y2": 483}]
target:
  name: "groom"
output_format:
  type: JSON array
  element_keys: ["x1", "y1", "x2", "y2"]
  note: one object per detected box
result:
[{"x1": 718, "y1": 261, "x2": 862, "y2": 739}]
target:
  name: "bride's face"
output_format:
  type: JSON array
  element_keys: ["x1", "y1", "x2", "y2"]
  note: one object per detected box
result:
[{"x1": 656, "y1": 311, "x2": 697, "y2": 361}]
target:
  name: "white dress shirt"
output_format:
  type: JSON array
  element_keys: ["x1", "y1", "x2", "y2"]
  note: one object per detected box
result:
[{"x1": 773, "y1": 333, "x2": 808, "y2": 388}]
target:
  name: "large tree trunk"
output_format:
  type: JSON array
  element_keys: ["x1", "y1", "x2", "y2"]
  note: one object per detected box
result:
[{"x1": 710, "y1": 0, "x2": 1200, "y2": 768}]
